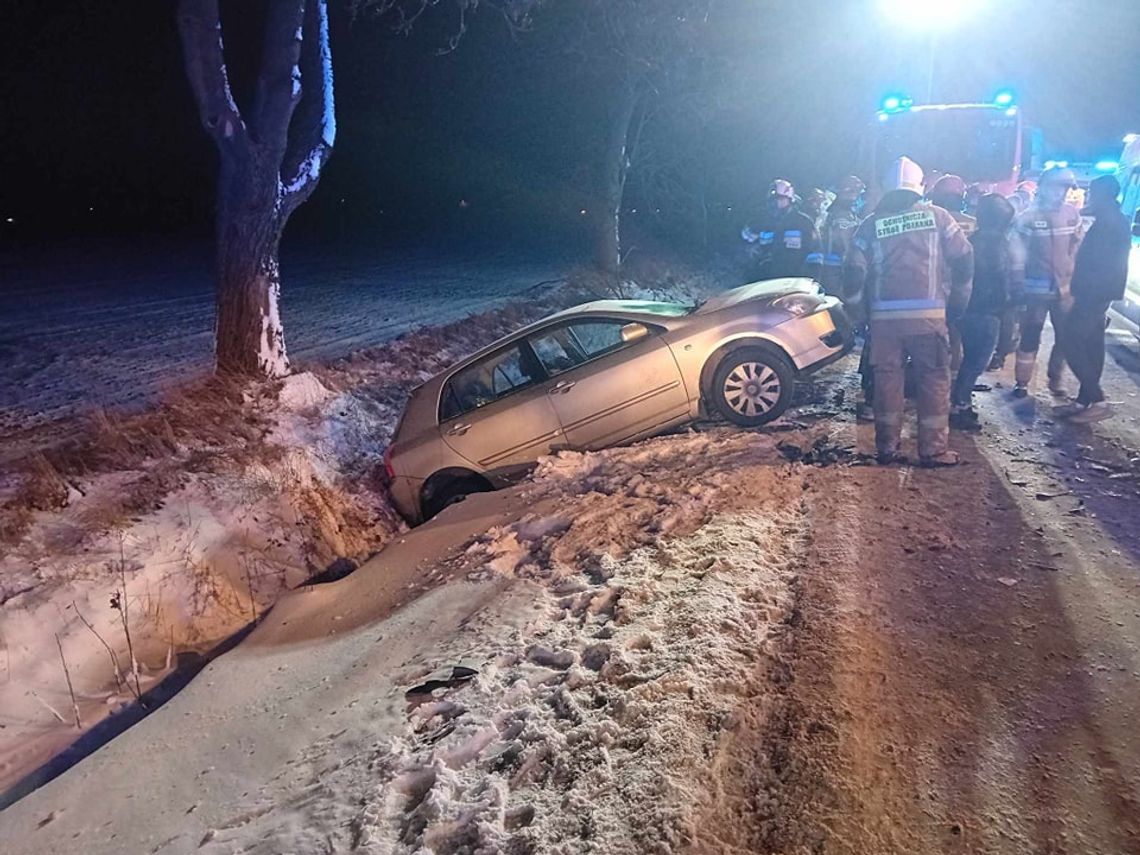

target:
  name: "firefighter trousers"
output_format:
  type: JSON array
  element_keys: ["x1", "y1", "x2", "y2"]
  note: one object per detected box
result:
[
  {"x1": 1017, "y1": 301, "x2": 1067, "y2": 387},
  {"x1": 870, "y1": 324, "x2": 951, "y2": 459}
]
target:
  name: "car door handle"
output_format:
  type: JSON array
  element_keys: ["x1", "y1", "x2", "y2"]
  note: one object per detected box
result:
[
  {"x1": 550, "y1": 381, "x2": 576, "y2": 395},
  {"x1": 446, "y1": 422, "x2": 471, "y2": 436}
]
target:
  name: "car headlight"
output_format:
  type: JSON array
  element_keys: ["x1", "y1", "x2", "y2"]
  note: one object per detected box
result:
[{"x1": 772, "y1": 293, "x2": 821, "y2": 317}]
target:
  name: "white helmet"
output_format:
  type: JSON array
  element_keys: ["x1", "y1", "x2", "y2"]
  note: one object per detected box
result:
[
  {"x1": 769, "y1": 178, "x2": 796, "y2": 201},
  {"x1": 885, "y1": 156, "x2": 924, "y2": 194}
]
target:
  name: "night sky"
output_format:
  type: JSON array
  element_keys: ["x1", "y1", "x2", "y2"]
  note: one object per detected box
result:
[{"x1": 3, "y1": 0, "x2": 1139, "y2": 249}]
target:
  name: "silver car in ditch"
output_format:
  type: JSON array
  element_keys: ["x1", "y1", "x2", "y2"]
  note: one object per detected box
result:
[{"x1": 385, "y1": 278, "x2": 851, "y2": 522}]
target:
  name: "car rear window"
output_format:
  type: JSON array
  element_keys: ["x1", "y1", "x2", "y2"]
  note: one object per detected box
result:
[{"x1": 439, "y1": 342, "x2": 543, "y2": 421}]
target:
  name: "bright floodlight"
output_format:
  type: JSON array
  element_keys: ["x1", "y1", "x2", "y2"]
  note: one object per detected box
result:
[
  {"x1": 994, "y1": 89, "x2": 1014, "y2": 106},
  {"x1": 878, "y1": 0, "x2": 986, "y2": 31},
  {"x1": 1096, "y1": 160, "x2": 1120, "y2": 172}
]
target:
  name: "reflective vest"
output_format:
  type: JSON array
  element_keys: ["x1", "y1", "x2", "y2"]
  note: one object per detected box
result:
[
  {"x1": 1011, "y1": 203, "x2": 1083, "y2": 302},
  {"x1": 847, "y1": 199, "x2": 973, "y2": 332}
]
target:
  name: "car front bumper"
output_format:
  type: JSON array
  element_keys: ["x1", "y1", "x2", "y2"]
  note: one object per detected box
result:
[{"x1": 781, "y1": 299, "x2": 854, "y2": 372}]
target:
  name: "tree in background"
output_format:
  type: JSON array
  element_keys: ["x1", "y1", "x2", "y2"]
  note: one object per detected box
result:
[
  {"x1": 624, "y1": 2, "x2": 753, "y2": 255},
  {"x1": 560, "y1": 0, "x2": 716, "y2": 274},
  {"x1": 179, "y1": 0, "x2": 537, "y2": 378}
]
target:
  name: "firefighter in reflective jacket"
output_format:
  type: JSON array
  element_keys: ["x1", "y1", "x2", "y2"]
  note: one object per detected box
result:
[
  {"x1": 742, "y1": 179, "x2": 824, "y2": 281},
  {"x1": 819, "y1": 175, "x2": 865, "y2": 297},
  {"x1": 1009, "y1": 166, "x2": 1085, "y2": 398},
  {"x1": 845, "y1": 157, "x2": 975, "y2": 466}
]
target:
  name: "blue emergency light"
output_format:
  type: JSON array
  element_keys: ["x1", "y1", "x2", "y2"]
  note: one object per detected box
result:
[{"x1": 881, "y1": 93, "x2": 912, "y2": 113}]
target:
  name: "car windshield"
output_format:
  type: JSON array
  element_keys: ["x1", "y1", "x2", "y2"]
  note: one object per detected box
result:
[{"x1": 616, "y1": 300, "x2": 694, "y2": 317}]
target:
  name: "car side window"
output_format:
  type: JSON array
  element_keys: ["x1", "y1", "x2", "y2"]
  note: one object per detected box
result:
[
  {"x1": 529, "y1": 319, "x2": 648, "y2": 376},
  {"x1": 569, "y1": 320, "x2": 631, "y2": 358},
  {"x1": 439, "y1": 342, "x2": 544, "y2": 421},
  {"x1": 529, "y1": 327, "x2": 588, "y2": 375}
]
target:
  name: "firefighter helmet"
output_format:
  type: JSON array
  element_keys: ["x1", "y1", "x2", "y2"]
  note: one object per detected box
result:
[
  {"x1": 835, "y1": 175, "x2": 866, "y2": 200},
  {"x1": 885, "y1": 157, "x2": 924, "y2": 194},
  {"x1": 931, "y1": 174, "x2": 967, "y2": 198},
  {"x1": 769, "y1": 178, "x2": 795, "y2": 200}
]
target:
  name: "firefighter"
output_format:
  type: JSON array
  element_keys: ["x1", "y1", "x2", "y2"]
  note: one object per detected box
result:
[
  {"x1": 819, "y1": 175, "x2": 873, "y2": 418},
  {"x1": 931, "y1": 174, "x2": 978, "y2": 236},
  {"x1": 820, "y1": 175, "x2": 866, "y2": 297},
  {"x1": 741, "y1": 179, "x2": 824, "y2": 281},
  {"x1": 1010, "y1": 166, "x2": 1084, "y2": 398},
  {"x1": 802, "y1": 187, "x2": 830, "y2": 233},
  {"x1": 990, "y1": 181, "x2": 1037, "y2": 369},
  {"x1": 845, "y1": 157, "x2": 974, "y2": 466},
  {"x1": 1009, "y1": 180, "x2": 1037, "y2": 215}
]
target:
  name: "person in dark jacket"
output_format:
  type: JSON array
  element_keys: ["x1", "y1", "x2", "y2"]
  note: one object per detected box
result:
[
  {"x1": 741, "y1": 179, "x2": 824, "y2": 281},
  {"x1": 950, "y1": 194, "x2": 1015, "y2": 431},
  {"x1": 1057, "y1": 175, "x2": 1132, "y2": 423}
]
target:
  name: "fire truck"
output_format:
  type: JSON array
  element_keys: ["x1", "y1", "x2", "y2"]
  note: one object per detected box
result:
[{"x1": 864, "y1": 89, "x2": 1041, "y2": 200}]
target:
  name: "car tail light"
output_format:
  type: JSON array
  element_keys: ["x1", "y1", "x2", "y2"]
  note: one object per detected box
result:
[{"x1": 383, "y1": 445, "x2": 396, "y2": 481}]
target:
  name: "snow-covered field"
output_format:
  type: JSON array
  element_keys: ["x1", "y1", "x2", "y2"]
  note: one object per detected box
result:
[{"x1": 0, "y1": 242, "x2": 571, "y2": 439}]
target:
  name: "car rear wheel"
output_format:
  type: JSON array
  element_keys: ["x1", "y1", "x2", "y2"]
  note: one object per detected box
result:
[
  {"x1": 711, "y1": 346, "x2": 795, "y2": 427},
  {"x1": 421, "y1": 473, "x2": 492, "y2": 522}
]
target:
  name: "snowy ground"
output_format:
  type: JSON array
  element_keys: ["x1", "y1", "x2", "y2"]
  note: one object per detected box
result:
[
  {"x1": 0, "y1": 426, "x2": 814, "y2": 855},
  {"x1": 0, "y1": 261, "x2": 718, "y2": 810},
  {"x1": 0, "y1": 295, "x2": 583, "y2": 798},
  {"x1": 0, "y1": 241, "x2": 572, "y2": 440},
  {"x1": 6, "y1": 250, "x2": 1140, "y2": 853}
]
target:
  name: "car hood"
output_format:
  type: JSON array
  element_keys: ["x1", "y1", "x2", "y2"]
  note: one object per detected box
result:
[{"x1": 695, "y1": 278, "x2": 818, "y2": 315}]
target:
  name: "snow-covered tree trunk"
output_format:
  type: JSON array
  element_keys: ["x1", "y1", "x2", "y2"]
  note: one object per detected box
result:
[
  {"x1": 178, "y1": 0, "x2": 335, "y2": 377},
  {"x1": 215, "y1": 156, "x2": 288, "y2": 375},
  {"x1": 595, "y1": 77, "x2": 639, "y2": 274}
]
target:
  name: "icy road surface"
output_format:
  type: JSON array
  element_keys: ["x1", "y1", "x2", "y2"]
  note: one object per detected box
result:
[{"x1": 0, "y1": 241, "x2": 569, "y2": 437}]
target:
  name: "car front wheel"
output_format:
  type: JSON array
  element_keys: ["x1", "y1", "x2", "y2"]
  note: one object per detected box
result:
[{"x1": 710, "y1": 346, "x2": 795, "y2": 427}]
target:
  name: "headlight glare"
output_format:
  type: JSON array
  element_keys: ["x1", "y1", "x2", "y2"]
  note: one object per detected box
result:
[{"x1": 773, "y1": 293, "x2": 819, "y2": 317}]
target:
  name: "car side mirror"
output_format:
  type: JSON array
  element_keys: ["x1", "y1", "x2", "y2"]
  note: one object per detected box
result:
[{"x1": 620, "y1": 322, "x2": 650, "y2": 344}]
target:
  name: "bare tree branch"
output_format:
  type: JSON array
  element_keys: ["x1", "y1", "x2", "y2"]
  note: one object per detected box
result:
[
  {"x1": 281, "y1": 0, "x2": 337, "y2": 215},
  {"x1": 177, "y1": 0, "x2": 246, "y2": 148},
  {"x1": 251, "y1": 0, "x2": 307, "y2": 152}
]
